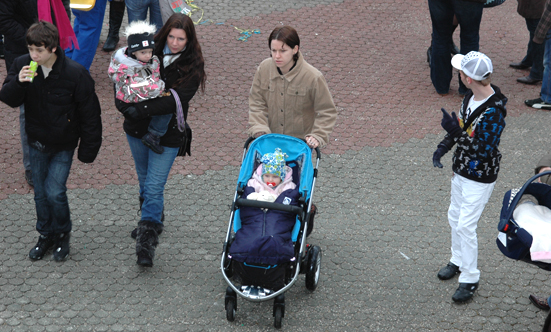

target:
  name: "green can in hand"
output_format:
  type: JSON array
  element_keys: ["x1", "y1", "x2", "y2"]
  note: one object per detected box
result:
[{"x1": 28, "y1": 61, "x2": 37, "y2": 82}]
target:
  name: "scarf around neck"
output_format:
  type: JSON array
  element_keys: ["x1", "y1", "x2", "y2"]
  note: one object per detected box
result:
[{"x1": 38, "y1": 0, "x2": 79, "y2": 50}]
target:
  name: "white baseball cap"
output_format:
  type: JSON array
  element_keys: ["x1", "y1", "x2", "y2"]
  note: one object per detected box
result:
[{"x1": 451, "y1": 51, "x2": 493, "y2": 81}]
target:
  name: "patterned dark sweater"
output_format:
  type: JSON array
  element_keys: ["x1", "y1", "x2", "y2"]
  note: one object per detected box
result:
[{"x1": 441, "y1": 84, "x2": 507, "y2": 183}]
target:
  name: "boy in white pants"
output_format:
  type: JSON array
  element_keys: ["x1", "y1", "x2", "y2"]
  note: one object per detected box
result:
[{"x1": 432, "y1": 51, "x2": 507, "y2": 303}]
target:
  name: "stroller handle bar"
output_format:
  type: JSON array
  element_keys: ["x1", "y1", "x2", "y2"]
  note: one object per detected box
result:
[
  {"x1": 244, "y1": 136, "x2": 321, "y2": 160},
  {"x1": 235, "y1": 198, "x2": 304, "y2": 215}
]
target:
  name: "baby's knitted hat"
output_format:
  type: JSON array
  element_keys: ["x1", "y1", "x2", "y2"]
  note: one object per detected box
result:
[
  {"x1": 125, "y1": 20, "x2": 156, "y2": 54},
  {"x1": 261, "y1": 148, "x2": 288, "y2": 181}
]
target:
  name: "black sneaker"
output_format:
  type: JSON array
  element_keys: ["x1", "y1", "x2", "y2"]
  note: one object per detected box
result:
[
  {"x1": 525, "y1": 98, "x2": 551, "y2": 110},
  {"x1": 437, "y1": 262, "x2": 460, "y2": 280},
  {"x1": 141, "y1": 132, "x2": 164, "y2": 154},
  {"x1": 452, "y1": 282, "x2": 478, "y2": 303},
  {"x1": 29, "y1": 235, "x2": 56, "y2": 260},
  {"x1": 53, "y1": 232, "x2": 70, "y2": 261}
]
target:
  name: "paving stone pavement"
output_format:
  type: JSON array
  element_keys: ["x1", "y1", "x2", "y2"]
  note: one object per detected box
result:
[{"x1": 1, "y1": 0, "x2": 551, "y2": 330}]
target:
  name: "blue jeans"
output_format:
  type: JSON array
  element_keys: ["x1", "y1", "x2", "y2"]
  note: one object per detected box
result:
[
  {"x1": 29, "y1": 147, "x2": 74, "y2": 236},
  {"x1": 521, "y1": 18, "x2": 544, "y2": 80},
  {"x1": 127, "y1": 134, "x2": 178, "y2": 223},
  {"x1": 125, "y1": 0, "x2": 163, "y2": 32},
  {"x1": 148, "y1": 114, "x2": 172, "y2": 137},
  {"x1": 65, "y1": 0, "x2": 108, "y2": 71},
  {"x1": 428, "y1": 0, "x2": 483, "y2": 94},
  {"x1": 539, "y1": 29, "x2": 551, "y2": 103}
]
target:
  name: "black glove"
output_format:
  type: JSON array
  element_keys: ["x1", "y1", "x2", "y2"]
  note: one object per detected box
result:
[
  {"x1": 440, "y1": 108, "x2": 462, "y2": 138},
  {"x1": 432, "y1": 143, "x2": 450, "y2": 168},
  {"x1": 122, "y1": 106, "x2": 140, "y2": 120}
]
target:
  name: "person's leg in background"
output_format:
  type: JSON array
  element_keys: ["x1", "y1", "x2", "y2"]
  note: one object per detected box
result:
[
  {"x1": 453, "y1": 0, "x2": 483, "y2": 94},
  {"x1": 102, "y1": 0, "x2": 126, "y2": 52},
  {"x1": 126, "y1": 0, "x2": 163, "y2": 31},
  {"x1": 516, "y1": 17, "x2": 544, "y2": 84},
  {"x1": 125, "y1": 0, "x2": 149, "y2": 24},
  {"x1": 527, "y1": 18, "x2": 545, "y2": 81},
  {"x1": 65, "y1": 0, "x2": 108, "y2": 71},
  {"x1": 525, "y1": 29, "x2": 551, "y2": 109},
  {"x1": 428, "y1": 0, "x2": 455, "y2": 95},
  {"x1": 20, "y1": 105, "x2": 32, "y2": 186},
  {"x1": 540, "y1": 29, "x2": 551, "y2": 104},
  {"x1": 148, "y1": 0, "x2": 163, "y2": 32}
]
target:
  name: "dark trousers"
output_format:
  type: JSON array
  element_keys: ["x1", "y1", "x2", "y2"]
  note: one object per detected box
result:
[
  {"x1": 428, "y1": 0, "x2": 484, "y2": 94},
  {"x1": 521, "y1": 18, "x2": 545, "y2": 80}
]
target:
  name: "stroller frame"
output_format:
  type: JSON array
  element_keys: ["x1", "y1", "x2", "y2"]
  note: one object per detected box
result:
[{"x1": 220, "y1": 134, "x2": 321, "y2": 328}]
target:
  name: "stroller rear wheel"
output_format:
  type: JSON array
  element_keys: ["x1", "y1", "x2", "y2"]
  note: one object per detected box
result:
[{"x1": 305, "y1": 245, "x2": 322, "y2": 291}]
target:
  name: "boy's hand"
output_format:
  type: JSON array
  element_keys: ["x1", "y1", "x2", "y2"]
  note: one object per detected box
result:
[
  {"x1": 432, "y1": 143, "x2": 449, "y2": 168},
  {"x1": 18, "y1": 65, "x2": 35, "y2": 83},
  {"x1": 440, "y1": 108, "x2": 462, "y2": 138}
]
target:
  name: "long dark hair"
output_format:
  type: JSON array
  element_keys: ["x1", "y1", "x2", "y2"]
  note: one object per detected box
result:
[
  {"x1": 154, "y1": 14, "x2": 206, "y2": 92},
  {"x1": 268, "y1": 26, "x2": 300, "y2": 62}
]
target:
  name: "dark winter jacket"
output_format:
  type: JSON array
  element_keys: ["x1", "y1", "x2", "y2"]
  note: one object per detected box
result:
[
  {"x1": 440, "y1": 84, "x2": 507, "y2": 183},
  {"x1": 229, "y1": 186, "x2": 300, "y2": 266},
  {"x1": 117, "y1": 56, "x2": 200, "y2": 148},
  {"x1": 0, "y1": 0, "x2": 37, "y2": 69},
  {"x1": 0, "y1": 0, "x2": 71, "y2": 71},
  {"x1": 535, "y1": 0, "x2": 551, "y2": 43},
  {"x1": 0, "y1": 48, "x2": 102, "y2": 163},
  {"x1": 517, "y1": 0, "x2": 546, "y2": 19}
]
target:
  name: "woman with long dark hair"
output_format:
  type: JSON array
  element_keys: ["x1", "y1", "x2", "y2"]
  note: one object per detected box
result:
[{"x1": 115, "y1": 13, "x2": 206, "y2": 267}]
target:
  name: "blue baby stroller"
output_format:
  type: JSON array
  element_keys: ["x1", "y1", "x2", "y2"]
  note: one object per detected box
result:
[
  {"x1": 497, "y1": 171, "x2": 551, "y2": 271},
  {"x1": 220, "y1": 134, "x2": 321, "y2": 329}
]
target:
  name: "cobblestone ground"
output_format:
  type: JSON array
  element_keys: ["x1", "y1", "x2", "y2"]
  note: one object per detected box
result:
[{"x1": 1, "y1": 0, "x2": 551, "y2": 331}]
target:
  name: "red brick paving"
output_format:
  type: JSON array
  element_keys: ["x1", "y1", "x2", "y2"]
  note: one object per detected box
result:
[{"x1": 0, "y1": 0, "x2": 542, "y2": 196}]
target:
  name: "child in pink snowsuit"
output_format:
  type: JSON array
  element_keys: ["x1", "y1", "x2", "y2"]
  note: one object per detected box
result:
[{"x1": 108, "y1": 20, "x2": 168, "y2": 154}]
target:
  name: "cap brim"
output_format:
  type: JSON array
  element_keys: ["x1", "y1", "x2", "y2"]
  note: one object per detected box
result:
[{"x1": 451, "y1": 54, "x2": 464, "y2": 70}]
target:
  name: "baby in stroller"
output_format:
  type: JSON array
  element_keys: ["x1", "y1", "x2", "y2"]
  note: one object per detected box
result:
[
  {"x1": 499, "y1": 154, "x2": 551, "y2": 311},
  {"x1": 228, "y1": 148, "x2": 300, "y2": 289},
  {"x1": 246, "y1": 148, "x2": 297, "y2": 203}
]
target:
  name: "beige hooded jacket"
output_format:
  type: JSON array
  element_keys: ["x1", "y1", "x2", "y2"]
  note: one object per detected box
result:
[{"x1": 248, "y1": 51, "x2": 337, "y2": 148}]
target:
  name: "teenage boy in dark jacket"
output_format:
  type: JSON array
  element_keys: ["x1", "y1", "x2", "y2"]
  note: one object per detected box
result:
[
  {"x1": 0, "y1": 0, "x2": 71, "y2": 186},
  {"x1": 0, "y1": 21, "x2": 102, "y2": 261},
  {"x1": 432, "y1": 51, "x2": 507, "y2": 303}
]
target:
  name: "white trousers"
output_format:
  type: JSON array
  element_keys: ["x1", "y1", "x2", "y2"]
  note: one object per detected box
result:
[{"x1": 448, "y1": 174, "x2": 495, "y2": 283}]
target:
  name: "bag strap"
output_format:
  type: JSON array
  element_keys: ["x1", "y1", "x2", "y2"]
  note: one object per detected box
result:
[{"x1": 169, "y1": 88, "x2": 187, "y2": 133}]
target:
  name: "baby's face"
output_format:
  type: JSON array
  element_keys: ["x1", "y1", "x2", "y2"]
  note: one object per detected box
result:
[
  {"x1": 262, "y1": 173, "x2": 282, "y2": 187},
  {"x1": 133, "y1": 49, "x2": 153, "y2": 62}
]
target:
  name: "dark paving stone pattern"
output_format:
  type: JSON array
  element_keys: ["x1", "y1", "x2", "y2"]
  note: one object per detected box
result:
[{"x1": 0, "y1": 0, "x2": 550, "y2": 330}]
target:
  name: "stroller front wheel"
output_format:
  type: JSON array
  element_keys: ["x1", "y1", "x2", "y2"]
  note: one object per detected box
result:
[
  {"x1": 274, "y1": 306, "x2": 283, "y2": 329},
  {"x1": 225, "y1": 286, "x2": 237, "y2": 322},
  {"x1": 305, "y1": 245, "x2": 322, "y2": 291},
  {"x1": 226, "y1": 298, "x2": 236, "y2": 322}
]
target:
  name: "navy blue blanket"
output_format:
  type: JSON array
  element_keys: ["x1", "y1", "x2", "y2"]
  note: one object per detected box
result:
[{"x1": 229, "y1": 186, "x2": 300, "y2": 265}]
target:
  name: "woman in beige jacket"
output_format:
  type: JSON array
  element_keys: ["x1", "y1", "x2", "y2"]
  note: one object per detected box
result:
[{"x1": 248, "y1": 26, "x2": 337, "y2": 149}]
